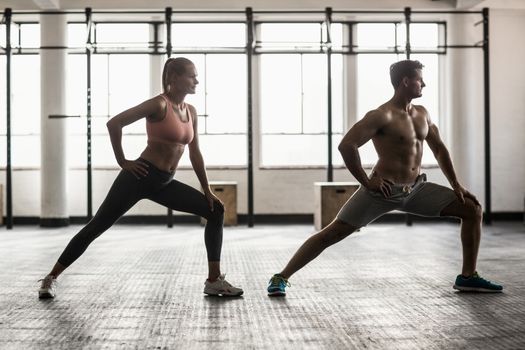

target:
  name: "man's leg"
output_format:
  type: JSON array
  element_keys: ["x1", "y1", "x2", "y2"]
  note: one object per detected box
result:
[
  {"x1": 279, "y1": 219, "x2": 358, "y2": 279},
  {"x1": 268, "y1": 186, "x2": 394, "y2": 296},
  {"x1": 439, "y1": 198, "x2": 502, "y2": 292},
  {"x1": 267, "y1": 219, "x2": 358, "y2": 296},
  {"x1": 402, "y1": 180, "x2": 502, "y2": 292},
  {"x1": 440, "y1": 198, "x2": 482, "y2": 277}
]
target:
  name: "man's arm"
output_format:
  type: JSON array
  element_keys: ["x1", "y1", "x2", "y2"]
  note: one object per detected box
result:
[
  {"x1": 425, "y1": 123, "x2": 459, "y2": 187},
  {"x1": 424, "y1": 109, "x2": 480, "y2": 205},
  {"x1": 338, "y1": 110, "x2": 392, "y2": 196}
]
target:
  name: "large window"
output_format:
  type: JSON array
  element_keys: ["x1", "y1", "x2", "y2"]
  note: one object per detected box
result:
[
  {"x1": 355, "y1": 22, "x2": 442, "y2": 165},
  {"x1": 1, "y1": 19, "x2": 444, "y2": 171},
  {"x1": 66, "y1": 54, "x2": 87, "y2": 168},
  {"x1": 1, "y1": 24, "x2": 42, "y2": 167},
  {"x1": 171, "y1": 23, "x2": 245, "y2": 49},
  {"x1": 0, "y1": 23, "x2": 247, "y2": 167},
  {"x1": 0, "y1": 24, "x2": 39, "y2": 168},
  {"x1": 258, "y1": 23, "x2": 344, "y2": 167},
  {"x1": 95, "y1": 23, "x2": 150, "y2": 50},
  {"x1": 172, "y1": 23, "x2": 247, "y2": 167},
  {"x1": 67, "y1": 52, "x2": 150, "y2": 167},
  {"x1": 0, "y1": 23, "x2": 40, "y2": 49},
  {"x1": 86, "y1": 54, "x2": 150, "y2": 167},
  {"x1": 183, "y1": 54, "x2": 247, "y2": 167},
  {"x1": 66, "y1": 22, "x2": 151, "y2": 168}
]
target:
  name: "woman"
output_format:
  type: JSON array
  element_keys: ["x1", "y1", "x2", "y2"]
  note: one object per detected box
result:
[{"x1": 38, "y1": 57, "x2": 243, "y2": 298}]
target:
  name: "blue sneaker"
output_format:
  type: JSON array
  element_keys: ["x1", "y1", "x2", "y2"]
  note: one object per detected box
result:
[
  {"x1": 267, "y1": 274, "x2": 290, "y2": 296},
  {"x1": 453, "y1": 272, "x2": 503, "y2": 293}
]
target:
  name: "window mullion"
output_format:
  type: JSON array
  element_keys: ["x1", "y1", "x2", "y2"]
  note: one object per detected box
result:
[
  {"x1": 204, "y1": 53, "x2": 208, "y2": 135},
  {"x1": 300, "y1": 53, "x2": 304, "y2": 135}
]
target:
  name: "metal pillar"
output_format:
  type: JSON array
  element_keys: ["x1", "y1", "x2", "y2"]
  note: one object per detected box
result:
[
  {"x1": 404, "y1": 7, "x2": 411, "y2": 59},
  {"x1": 482, "y1": 7, "x2": 491, "y2": 224},
  {"x1": 5, "y1": 8, "x2": 13, "y2": 229},
  {"x1": 165, "y1": 7, "x2": 174, "y2": 227},
  {"x1": 246, "y1": 7, "x2": 255, "y2": 227},
  {"x1": 165, "y1": 7, "x2": 172, "y2": 58},
  {"x1": 85, "y1": 7, "x2": 93, "y2": 219},
  {"x1": 404, "y1": 7, "x2": 413, "y2": 226},
  {"x1": 325, "y1": 7, "x2": 334, "y2": 182}
]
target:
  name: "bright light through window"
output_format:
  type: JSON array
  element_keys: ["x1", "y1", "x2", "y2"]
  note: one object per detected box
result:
[
  {"x1": 260, "y1": 51, "x2": 344, "y2": 167},
  {"x1": 172, "y1": 23, "x2": 245, "y2": 48},
  {"x1": 68, "y1": 23, "x2": 87, "y2": 48},
  {"x1": 398, "y1": 23, "x2": 440, "y2": 50},
  {"x1": 180, "y1": 53, "x2": 248, "y2": 166},
  {"x1": 356, "y1": 23, "x2": 397, "y2": 51},
  {"x1": 19, "y1": 24, "x2": 40, "y2": 48},
  {"x1": 12, "y1": 55, "x2": 41, "y2": 167},
  {"x1": 260, "y1": 23, "x2": 321, "y2": 48},
  {"x1": 95, "y1": 24, "x2": 149, "y2": 47}
]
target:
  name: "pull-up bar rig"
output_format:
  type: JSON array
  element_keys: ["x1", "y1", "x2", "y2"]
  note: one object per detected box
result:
[{"x1": 1, "y1": 7, "x2": 490, "y2": 229}]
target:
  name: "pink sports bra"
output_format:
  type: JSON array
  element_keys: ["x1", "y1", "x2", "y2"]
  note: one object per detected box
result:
[{"x1": 146, "y1": 94, "x2": 194, "y2": 145}]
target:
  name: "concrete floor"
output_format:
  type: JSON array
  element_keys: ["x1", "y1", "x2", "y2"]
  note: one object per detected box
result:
[{"x1": 0, "y1": 222, "x2": 524, "y2": 350}]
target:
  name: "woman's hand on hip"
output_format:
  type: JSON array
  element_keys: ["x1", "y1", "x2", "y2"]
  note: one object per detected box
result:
[{"x1": 121, "y1": 159, "x2": 149, "y2": 178}]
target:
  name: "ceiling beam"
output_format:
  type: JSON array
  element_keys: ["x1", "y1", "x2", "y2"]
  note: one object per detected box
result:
[
  {"x1": 455, "y1": 0, "x2": 485, "y2": 9},
  {"x1": 32, "y1": 0, "x2": 61, "y2": 10}
]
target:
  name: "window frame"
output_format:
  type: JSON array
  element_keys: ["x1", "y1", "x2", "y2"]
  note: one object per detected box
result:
[{"x1": 0, "y1": 18, "x2": 447, "y2": 170}]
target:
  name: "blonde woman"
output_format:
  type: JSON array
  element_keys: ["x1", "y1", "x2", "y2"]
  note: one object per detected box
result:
[{"x1": 39, "y1": 57, "x2": 243, "y2": 298}]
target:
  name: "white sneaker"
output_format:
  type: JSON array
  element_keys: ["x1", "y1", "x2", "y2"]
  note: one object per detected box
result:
[
  {"x1": 38, "y1": 275, "x2": 57, "y2": 299},
  {"x1": 203, "y1": 274, "x2": 243, "y2": 296}
]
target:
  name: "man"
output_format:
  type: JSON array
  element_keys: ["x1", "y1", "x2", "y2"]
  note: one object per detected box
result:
[{"x1": 267, "y1": 60, "x2": 502, "y2": 296}]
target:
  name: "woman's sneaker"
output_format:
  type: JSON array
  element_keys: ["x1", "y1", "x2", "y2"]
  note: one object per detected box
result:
[
  {"x1": 38, "y1": 275, "x2": 57, "y2": 299},
  {"x1": 267, "y1": 274, "x2": 290, "y2": 296},
  {"x1": 453, "y1": 272, "x2": 503, "y2": 292},
  {"x1": 203, "y1": 274, "x2": 243, "y2": 296}
]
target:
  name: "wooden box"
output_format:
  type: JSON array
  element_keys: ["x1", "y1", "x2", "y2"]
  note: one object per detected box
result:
[
  {"x1": 314, "y1": 182, "x2": 360, "y2": 230},
  {"x1": 202, "y1": 181, "x2": 238, "y2": 226}
]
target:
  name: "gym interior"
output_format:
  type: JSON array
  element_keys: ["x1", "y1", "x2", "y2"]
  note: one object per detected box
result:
[{"x1": 0, "y1": 0, "x2": 524, "y2": 349}]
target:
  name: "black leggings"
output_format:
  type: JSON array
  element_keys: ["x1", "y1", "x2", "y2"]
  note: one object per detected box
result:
[{"x1": 57, "y1": 159, "x2": 224, "y2": 267}]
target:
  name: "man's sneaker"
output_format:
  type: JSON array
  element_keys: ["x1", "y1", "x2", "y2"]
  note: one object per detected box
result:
[
  {"x1": 38, "y1": 275, "x2": 57, "y2": 299},
  {"x1": 203, "y1": 274, "x2": 243, "y2": 296},
  {"x1": 267, "y1": 274, "x2": 290, "y2": 297},
  {"x1": 453, "y1": 272, "x2": 503, "y2": 293}
]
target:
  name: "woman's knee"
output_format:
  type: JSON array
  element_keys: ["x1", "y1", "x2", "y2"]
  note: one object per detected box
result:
[{"x1": 207, "y1": 202, "x2": 225, "y2": 223}]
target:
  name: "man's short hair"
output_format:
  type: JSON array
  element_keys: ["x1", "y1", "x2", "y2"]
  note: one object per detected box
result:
[{"x1": 389, "y1": 60, "x2": 424, "y2": 88}]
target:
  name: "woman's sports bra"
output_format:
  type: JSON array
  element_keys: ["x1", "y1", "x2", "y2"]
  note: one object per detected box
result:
[{"x1": 146, "y1": 94, "x2": 194, "y2": 145}]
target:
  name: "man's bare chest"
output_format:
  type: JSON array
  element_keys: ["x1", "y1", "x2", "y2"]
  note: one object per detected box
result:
[{"x1": 380, "y1": 114, "x2": 428, "y2": 142}]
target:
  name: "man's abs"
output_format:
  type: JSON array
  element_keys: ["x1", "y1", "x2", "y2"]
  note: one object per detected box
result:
[{"x1": 371, "y1": 132, "x2": 424, "y2": 184}]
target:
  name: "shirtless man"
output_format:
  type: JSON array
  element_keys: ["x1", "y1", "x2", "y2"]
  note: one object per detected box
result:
[{"x1": 267, "y1": 60, "x2": 502, "y2": 296}]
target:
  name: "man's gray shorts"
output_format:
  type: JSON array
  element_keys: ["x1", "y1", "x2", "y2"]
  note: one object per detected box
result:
[{"x1": 336, "y1": 174, "x2": 458, "y2": 228}]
